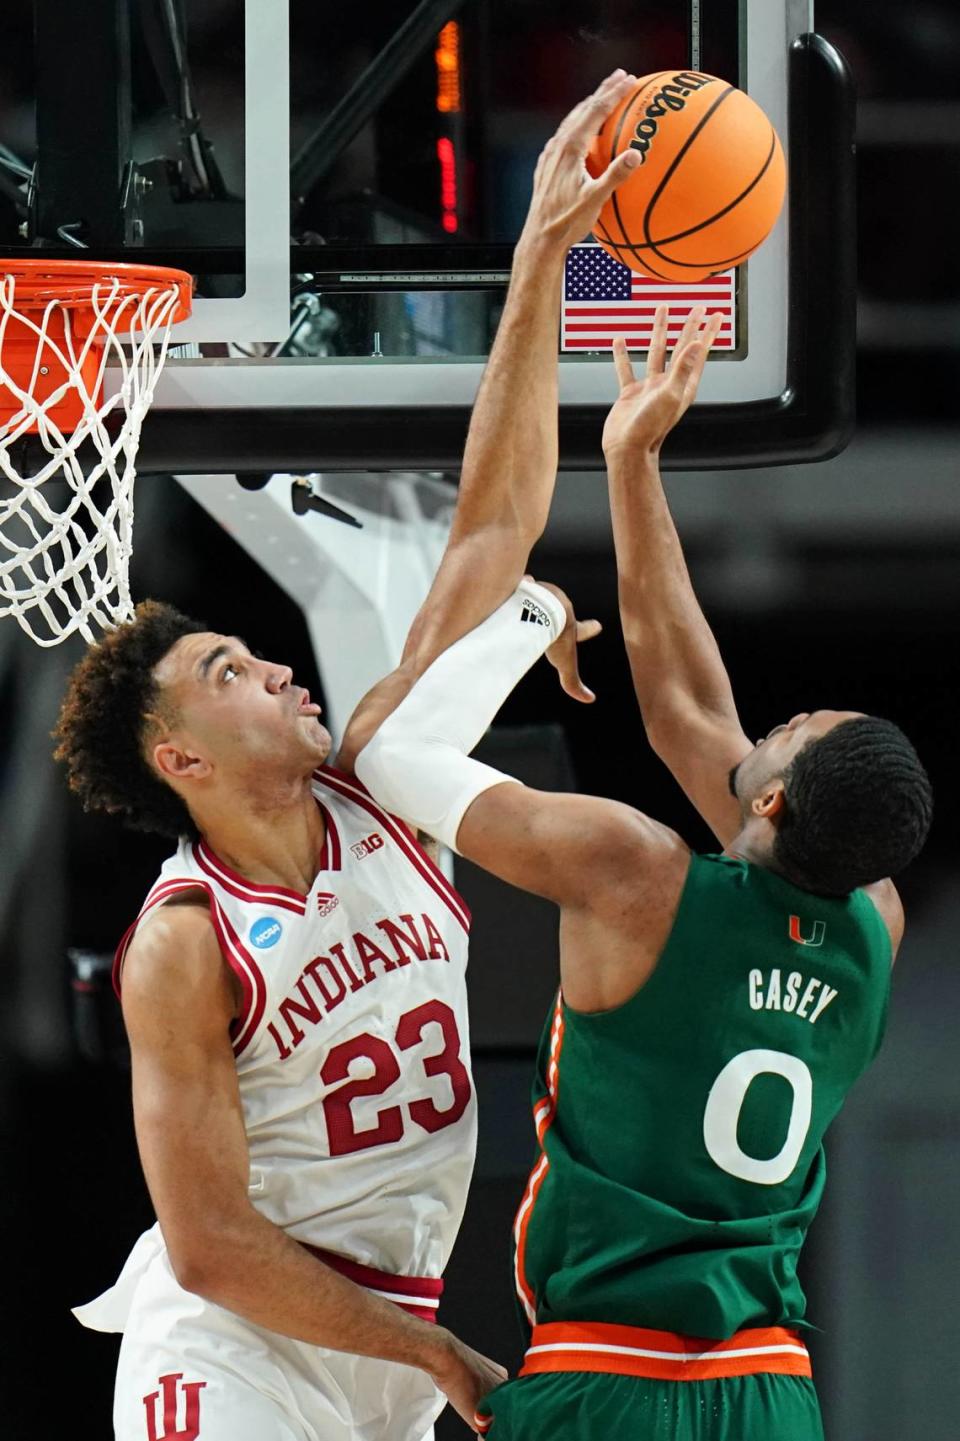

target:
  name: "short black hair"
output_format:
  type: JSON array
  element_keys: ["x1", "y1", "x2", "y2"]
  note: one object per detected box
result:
[
  {"x1": 53, "y1": 600, "x2": 208, "y2": 840},
  {"x1": 773, "y1": 716, "x2": 933, "y2": 896}
]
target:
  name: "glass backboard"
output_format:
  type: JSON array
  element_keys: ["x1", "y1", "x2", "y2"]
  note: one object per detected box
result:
[{"x1": 0, "y1": 0, "x2": 854, "y2": 469}]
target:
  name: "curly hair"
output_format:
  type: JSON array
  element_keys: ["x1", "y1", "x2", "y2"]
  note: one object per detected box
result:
[
  {"x1": 53, "y1": 600, "x2": 209, "y2": 840},
  {"x1": 773, "y1": 716, "x2": 933, "y2": 896}
]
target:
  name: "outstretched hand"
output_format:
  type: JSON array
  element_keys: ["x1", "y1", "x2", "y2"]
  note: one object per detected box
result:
[
  {"x1": 601, "y1": 305, "x2": 725, "y2": 458},
  {"x1": 529, "y1": 579, "x2": 602, "y2": 703},
  {"x1": 518, "y1": 70, "x2": 642, "y2": 259}
]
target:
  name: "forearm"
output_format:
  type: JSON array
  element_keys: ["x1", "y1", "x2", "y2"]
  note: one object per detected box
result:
[
  {"x1": 454, "y1": 236, "x2": 563, "y2": 537},
  {"x1": 183, "y1": 1207, "x2": 450, "y2": 1376},
  {"x1": 356, "y1": 580, "x2": 565, "y2": 847},
  {"x1": 401, "y1": 239, "x2": 566, "y2": 665},
  {"x1": 338, "y1": 245, "x2": 566, "y2": 771},
  {"x1": 606, "y1": 446, "x2": 738, "y2": 731}
]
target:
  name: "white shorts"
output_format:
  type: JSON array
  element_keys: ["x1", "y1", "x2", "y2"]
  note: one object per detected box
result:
[{"x1": 74, "y1": 1227, "x2": 444, "y2": 1441}]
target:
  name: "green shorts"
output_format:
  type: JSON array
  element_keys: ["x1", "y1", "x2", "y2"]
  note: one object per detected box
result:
[{"x1": 476, "y1": 1370, "x2": 825, "y2": 1441}]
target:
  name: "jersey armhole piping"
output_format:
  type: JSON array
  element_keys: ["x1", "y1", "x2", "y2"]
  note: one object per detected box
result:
[{"x1": 113, "y1": 879, "x2": 267, "y2": 1056}]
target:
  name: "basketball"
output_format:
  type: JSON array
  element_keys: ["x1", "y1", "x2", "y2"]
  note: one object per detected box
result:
[{"x1": 586, "y1": 71, "x2": 786, "y2": 282}]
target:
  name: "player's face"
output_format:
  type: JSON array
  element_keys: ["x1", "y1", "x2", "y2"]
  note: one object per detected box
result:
[
  {"x1": 729, "y1": 709, "x2": 865, "y2": 803},
  {"x1": 153, "y1": 631, "x2": 332, "y2": 776}
]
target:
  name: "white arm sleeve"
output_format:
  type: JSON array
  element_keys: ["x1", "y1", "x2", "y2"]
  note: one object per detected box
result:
[{"x1": 354, "y1": 580, "x2": 567, "y2": 852}]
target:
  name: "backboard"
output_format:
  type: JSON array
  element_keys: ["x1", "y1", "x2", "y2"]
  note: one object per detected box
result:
[{"x1": 0, "y1": 0, "x2": 854, "y2": 472}]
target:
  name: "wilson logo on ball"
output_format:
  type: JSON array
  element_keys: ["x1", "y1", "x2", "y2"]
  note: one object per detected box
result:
[
  {"x1": 587, "y1": 71, "x2": 786, "y2": 284},
  {"x1": 627, "y1": 71, "x2": 714, "y2": 164}
]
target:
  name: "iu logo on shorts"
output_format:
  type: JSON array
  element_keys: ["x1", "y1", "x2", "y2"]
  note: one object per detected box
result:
[{"x1": 143, "y1": 1374, "x2": 207, "y2": 1441}]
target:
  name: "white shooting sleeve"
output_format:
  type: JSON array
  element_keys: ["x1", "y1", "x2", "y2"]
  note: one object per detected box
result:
[{"x1": 354, "y1": 579, "x2": 567, "y2": 852}]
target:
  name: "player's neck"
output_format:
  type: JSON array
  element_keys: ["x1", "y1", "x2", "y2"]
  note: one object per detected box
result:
[
  {"x1": 724, "y1": 818, "x2": 777, "y2": 874},
  {"x1": 195, "y1": 777, "x2": 327, "y2": 895}
]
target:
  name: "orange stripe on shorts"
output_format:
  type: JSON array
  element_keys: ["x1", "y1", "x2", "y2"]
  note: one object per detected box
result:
[{"x1": 519, "y1": 1320, "x2": 812, "y2": 1382}]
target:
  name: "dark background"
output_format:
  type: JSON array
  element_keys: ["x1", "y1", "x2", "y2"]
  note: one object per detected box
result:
[{"x1": 1, "y1": 3, "x2": 959, "y2": 1437}]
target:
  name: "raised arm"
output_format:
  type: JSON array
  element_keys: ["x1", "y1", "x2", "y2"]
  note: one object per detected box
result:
[
  {"x1": 121, "y1": 899, "x2": 506, "y2": 1429},
  {"x1": 355, "y1": 579, "x2": 691, "y2": 1010},
  {"x1": 602, "y1": 307, "x2": 753, "y2": 844},
  {"x1": 337, "y1": 69, "x2": 642, "y2": 770}
]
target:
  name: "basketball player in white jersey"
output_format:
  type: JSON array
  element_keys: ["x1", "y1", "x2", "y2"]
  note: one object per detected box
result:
[{"x1": 55, "y1": 72, "x2": 643, "y2": 1441}]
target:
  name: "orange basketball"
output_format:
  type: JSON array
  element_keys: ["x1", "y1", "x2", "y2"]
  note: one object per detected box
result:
[{"x1": 586, "y1": 71, "x2": 786, "y2": 282}]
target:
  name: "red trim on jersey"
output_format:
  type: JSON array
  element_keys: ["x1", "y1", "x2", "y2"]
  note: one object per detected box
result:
[
  {"x1": 315, "y1": 766, "x2": 471, "y2": 933},
  {"x1": 519, "y1": 1321, "x2": 812, "y2": 1381},
  {"x1": 113, "y1": 879, "x2": 206, "y2": 997},
  {"x1": 210, "y1": 895, "x2": 268, "y2": 1055},
  {"x1": 194, "y1": 840, "x2": 307, "y2": 914},
  {"x1": 316, "y1": 765, "x2": 422, "y2": 845},
  {"x1": 315, "y1": 801, "x2": 342, "y2": 871},
  {"x1": 302, "y1": 1243, "x2": 443, "y2": 1323},
  {"x1": 113, "y1": 878, "x2": 267, "y2": 1057},
  {"x1": 317, "y1": 761, "x2": 375, "y2": 794},
  {"x1": 514, "y1": 989, "x2": 565, "y2": 1325}
]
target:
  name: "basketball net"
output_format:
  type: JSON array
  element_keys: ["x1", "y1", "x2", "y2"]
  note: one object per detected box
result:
[{"x1": 0, "y1": 271, "x2": 188, "y2": 647}]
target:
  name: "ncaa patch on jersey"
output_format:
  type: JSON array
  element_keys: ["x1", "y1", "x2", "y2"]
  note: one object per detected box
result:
[{"x1": 250, "y1": 916, "x2": 284, "y2": 949}]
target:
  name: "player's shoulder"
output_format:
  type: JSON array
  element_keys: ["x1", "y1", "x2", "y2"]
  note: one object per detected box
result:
[
  {"x1": 862, "y1": 877, "x2": 905, "y2": 960},
  {"x1": 583, "y1": 799, "x2": 692, "y2": 907},
  {"x1": 123, "y1": 892, "x2": 222, "y2": 1006}
]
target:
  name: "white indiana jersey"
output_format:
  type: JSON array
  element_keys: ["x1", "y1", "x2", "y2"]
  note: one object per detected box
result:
[{"x1": 115, "y1": 764, "x2": 477, "y2": 1285}]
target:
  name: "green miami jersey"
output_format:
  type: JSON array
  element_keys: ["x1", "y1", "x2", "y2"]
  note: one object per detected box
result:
[{"x1": 514, "y1": 852, "x2": 893, "y2": 1339}]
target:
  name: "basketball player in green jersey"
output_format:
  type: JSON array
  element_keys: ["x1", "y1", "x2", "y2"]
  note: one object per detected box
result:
[{"x1": 352, "y1": 307, "x2": 933, "y2": 1440}]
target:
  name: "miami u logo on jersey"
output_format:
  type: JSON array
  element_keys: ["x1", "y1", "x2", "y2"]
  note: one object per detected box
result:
[
  {"x1": 789, "y1": 914, "x2": 825, "y2": 947},
  {"x1": 143, "y1": 1373, "x2": 206, "y2": 1441}
]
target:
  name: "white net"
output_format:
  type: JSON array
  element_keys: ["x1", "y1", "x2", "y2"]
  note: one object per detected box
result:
[{"x1": 0, "y1": 275, "x2": 184, "y2": 646}]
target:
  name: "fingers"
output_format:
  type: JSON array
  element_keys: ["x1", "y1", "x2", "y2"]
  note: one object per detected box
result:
[
  {"x1": 646, "y1": 304, "x2": 669, "y2": 377},
  {"x1": 670, "y1": 339, "x2": 704, "y2": 387},
  {"x1": 588, "y1": 144, "x2": 642, "y2": 207},
  {"x1": 552, "y1": 619, "x2": 602, "y2": 704},
  {"x1": 672, "y1": 309, "x2": 724, "y2": 397},
  {"x1": 662, "y1": 306, "x2": 723, "y2": 391},
  {"x1": 612, "y1": 337, "x2": 635, "y2": 390},
  {"x1": 576, "y1": 70, "x2": 638, "y2": 143},
  {"x1": 672, "y1": 305, "x2": 706, "y2": 359},
  {"x1": 702, "y1": 309, "x2": 725, "y2": 349},
  {"x1": 561, "y1": 69, "x2": 635, "y2": 144}
]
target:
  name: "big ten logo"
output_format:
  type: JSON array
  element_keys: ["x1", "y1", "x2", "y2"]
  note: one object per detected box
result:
[
  {"x1": 350, "y1": 832, "x2": 385, "y2": 861},
  {"x1": 143, "y1": 1373, "x2": 206, "y2": 1441}
]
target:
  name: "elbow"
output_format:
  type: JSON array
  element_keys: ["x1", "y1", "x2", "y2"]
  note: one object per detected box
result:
[
  {"x1": 643, "y1": 714, "x2": 682, "y2": 766},
  {"x1": 166, "y1": 1223, "x2": 239, "y2": 1300},
  {"x1": 169, "y1": 1244, "x2": 222, "y2": 1299},
  {"x1": 354, "y1": 727, "x2": 398, "y2": 795}
]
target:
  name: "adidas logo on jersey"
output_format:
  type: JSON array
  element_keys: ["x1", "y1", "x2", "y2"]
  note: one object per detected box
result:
[
  {"x1": 520, "y1": 600, "x2": 551, "y2": 626},
  {"x1": 317, "y1": 892, "x2": 339, "y2": 917},
  {"x1": 351, "y1": 832, "x2": 385, "y2": 860}
]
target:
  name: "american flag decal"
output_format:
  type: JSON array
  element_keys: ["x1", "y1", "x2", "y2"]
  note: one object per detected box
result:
[{"x1": 561, "y1": 244, "x2": 736, "y2": 353}]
